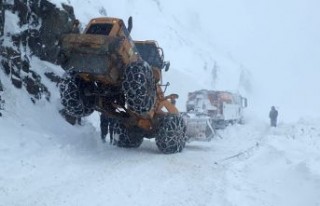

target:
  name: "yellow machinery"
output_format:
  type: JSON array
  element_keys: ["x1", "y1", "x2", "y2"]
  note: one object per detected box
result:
[{"x1": 58, "y1": 17, "x2": 186, "y2": 154}]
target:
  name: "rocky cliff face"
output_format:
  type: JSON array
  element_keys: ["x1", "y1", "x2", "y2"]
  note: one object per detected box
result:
[
  {"x1": 0, "y1": 0, "x2": 4, "y2": 36},
  {"x1": 0, "y1": 0, "x2": 76, "y2": 105},
  {"x1": 1, "y1": 0, "x2": 6, "y2": 112}
]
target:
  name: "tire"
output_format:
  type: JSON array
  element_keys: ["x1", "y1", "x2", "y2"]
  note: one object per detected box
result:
[
  {"x1": 112, "y1": 121, "x2": 144, "y2": 148},
  {"x1": 122, "y1": 61, "x2": 156, "y2": 115},
  {"x1": 155, "y1": 114, "x2": 187, "y2": 154},
  {"x1": 59, "y1": 76, "x2": 94, "y2": 118}
]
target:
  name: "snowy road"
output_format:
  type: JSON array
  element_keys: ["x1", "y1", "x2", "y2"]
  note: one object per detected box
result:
[
  {"x1": 0, "y1": 77, "x2": 319, "y2": 206},
  {"x1": 4, "y1": 107, "x2": 318, "y2": 206}
]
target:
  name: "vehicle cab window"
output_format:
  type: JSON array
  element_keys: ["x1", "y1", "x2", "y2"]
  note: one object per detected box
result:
[{"x1": 86, "y1": 23, "x2": 113, "y2": 35}]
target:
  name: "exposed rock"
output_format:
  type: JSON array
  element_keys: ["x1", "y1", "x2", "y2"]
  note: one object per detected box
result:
[
  {"x1": 0, "y1": 0, "x2": 4, "y2": 36},
  {"x1": 0, "y1": 0, "x2": 77, "y2": 103},
  {"x1": 11, "y1": 77, "x2": 22, "y2": 88},
  {"x1": 11, "y1": 0, "x2": 76, "y2": 63},
  {"x1": 44, "y1": 72, "x2": 63, "y2": 85},
  {"x1": 0, "y1": 79, "x2": 3, "y2": 116},
  {"x1": 0, "y1": 79, "x2": 3, "y2": 91},
  {"x1": 23, "y1": 75, "x2": 50, "y2": 100}
]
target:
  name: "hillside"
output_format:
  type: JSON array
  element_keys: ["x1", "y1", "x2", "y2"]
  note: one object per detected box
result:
[{"x1": 1, "y1": 0, "x2": 320, "y2": 206}]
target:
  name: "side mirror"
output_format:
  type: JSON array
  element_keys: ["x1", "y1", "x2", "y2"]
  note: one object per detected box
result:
[
  {"x1": 127, "y1": 16, "x2": 133, "y2": 34},
  {"x1": 164, "y1": 61, "x2": 170, "y2": 72}
]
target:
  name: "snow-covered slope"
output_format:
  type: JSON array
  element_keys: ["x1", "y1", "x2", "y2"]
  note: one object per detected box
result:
[{"x1": 1, "y1": 0, "x2": 320, "y2": 205}]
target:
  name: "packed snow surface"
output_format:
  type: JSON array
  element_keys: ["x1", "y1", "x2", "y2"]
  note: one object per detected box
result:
[
  {"x1": 1, "y1": 0, "x2": 320, "y2": 205},
  {"x1": 1, "y1": 89, "x2": 320, "y2": 206}
]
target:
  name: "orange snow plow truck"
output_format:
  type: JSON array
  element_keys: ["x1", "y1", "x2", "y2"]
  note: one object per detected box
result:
[{"x1": 183, "y1": 90, "x2": 247, "y2": 141}]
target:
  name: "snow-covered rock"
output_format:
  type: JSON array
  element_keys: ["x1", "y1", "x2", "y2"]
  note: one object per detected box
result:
[{"x1": 0, "y1": 0, "x2": 76, "y2": 104}]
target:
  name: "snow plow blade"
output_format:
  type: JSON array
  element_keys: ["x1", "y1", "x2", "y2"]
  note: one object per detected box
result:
[{"x1": 183, "y1": 113, "x2": 215, "y2": 141}]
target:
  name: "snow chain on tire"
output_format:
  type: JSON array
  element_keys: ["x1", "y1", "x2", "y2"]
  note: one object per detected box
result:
[
  {"x1": 155, "y1": 114, "x2": 187, "y2": 154},
  {"x1": 112, "y1": 120, "x2": 144, "y2": 148},
  {"x1": 122, "y1": 61, "x2": 156, "y2": 115},
  {"x1": 59, "y1": 76, "x2": 94, "y2": 118}
]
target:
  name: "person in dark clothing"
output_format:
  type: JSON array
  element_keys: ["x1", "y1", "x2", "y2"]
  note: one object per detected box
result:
[
  {"x1": 269, "y1": 106, "x2": 278, "y2": 127},
  {"x1": 100, "y1": 113, "x2": 109, "y2": 143},
  {"x1": 108, "y1": 118, "x2": 115, "y2": 145},
  {"x1": 100, "y1": 113, "x2": 115, "y2": 144}
]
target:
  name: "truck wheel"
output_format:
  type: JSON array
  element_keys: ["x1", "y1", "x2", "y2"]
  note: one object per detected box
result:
[
  {"x1": 155, "y1": 114, "x2": 187, "y2": 154},
  {"x1": 113, "y1": 121, "x2": 144, "y2": 148},
  {"x1": 122, "y1": 61, "x2": 156, "y2": 115},
  {"x1": 59, "y1": 76, "x2": 94, "y2": 118}
]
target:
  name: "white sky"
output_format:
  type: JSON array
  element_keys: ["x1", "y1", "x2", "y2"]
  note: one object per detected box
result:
[{"x1": 196, "y1": 0, "x2": 320, "y2": 121}]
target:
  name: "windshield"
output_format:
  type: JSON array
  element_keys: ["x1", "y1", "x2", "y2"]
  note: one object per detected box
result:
[{"x1": 86, "y1": 23, "x2": 113, "y2": 35}]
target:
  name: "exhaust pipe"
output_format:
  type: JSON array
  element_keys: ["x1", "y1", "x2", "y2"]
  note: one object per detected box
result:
[{"x1": 128, "y1": 16, "x2": 133, "y2": 34}]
